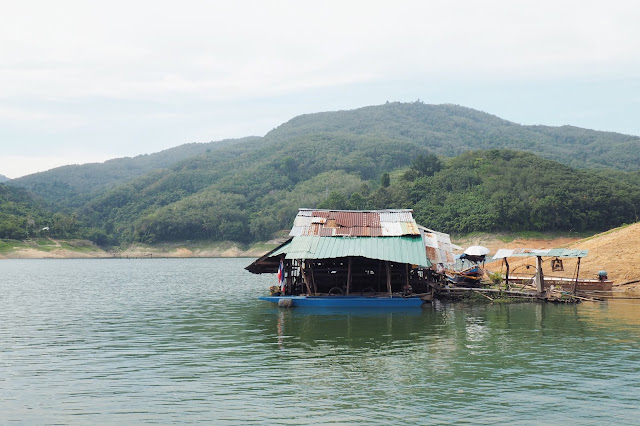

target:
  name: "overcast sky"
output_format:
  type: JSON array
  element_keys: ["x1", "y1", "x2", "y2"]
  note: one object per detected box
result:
[{"x1": 1, "y1": 0, "x2": 639, "y2": 178}]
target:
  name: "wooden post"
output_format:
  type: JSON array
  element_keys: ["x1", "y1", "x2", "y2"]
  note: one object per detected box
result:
[
  {"x1": 286, "y1": 260, "x2": 293, "y2": 295},
  {"x1": 310, "y1": 262, "x2": 317, "y2": 294},
  {"x1": 572, "y1": 257, "x2": 582, "y2": 294},
  {"x1": 386, "y1": 261, "x2": 392, "y2": 297},
  {"x1": 405, "y1": 263, "x2": 410, "y2": 288},
  {"x1": 302, "y1": 261, "x2": 312, "y2": 295},
  {"x1": 346, "y1": 257, "x2": 352, "y2": 295},
  {"x1": 504, "y1": 258, "x2": 510, "y2": 289},
  {"x1": 534, "y1": 256, "x2": 545, "y2": 294}
]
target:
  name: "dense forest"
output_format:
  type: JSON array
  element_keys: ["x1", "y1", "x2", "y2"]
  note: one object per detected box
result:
[
  {"x1": 3, "y1": 102, "x2": 640, "y2": 246},
  {"x1": 11, "y1": 137, "x2": 261, "y2": 210},
  {"x1": 0, "y1": 184, "x2": 89, "y2": 240}
]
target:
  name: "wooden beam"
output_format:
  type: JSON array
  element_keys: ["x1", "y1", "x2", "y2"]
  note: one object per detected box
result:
[
  {"x1": 504, "y1": 258, "x2": 510, "y2": 289},
  {"x1": 572, "y1": 257, "x2": 582, "y2": 294},
  {"x1": 286, "y1": 260, "x2": 293, "y2": 294},
  {"x1": 534, "y1": 256, "x2": 545, "y2": 294},
  {"x1": 302, "y1": 261, "x2": 312, "y2": 295},
  {"x1": 310, "y1": 262, "x2": 317, "y2": 294},
  {"x1": 474, "y1": 290, "x2": 494, "y2": 301},
  {"x1": 405, "y1": 263, "x2": 410, "y2": 288},
  {"x1": 386, "y1": 261, "x2": 392, "y2": 297},
  {"x1": 346, "y1": 257, "x2": 352, "y2": 295}
]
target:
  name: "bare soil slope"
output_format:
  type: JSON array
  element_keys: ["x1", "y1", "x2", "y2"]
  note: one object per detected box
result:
[{"x1": 482, "y1": 223, "x2": 640, "y2": 291}]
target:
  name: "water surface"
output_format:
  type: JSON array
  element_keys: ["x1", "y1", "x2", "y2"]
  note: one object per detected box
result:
[{"x1": 1, "y1": 258, "x2": 639, "y2": 424}]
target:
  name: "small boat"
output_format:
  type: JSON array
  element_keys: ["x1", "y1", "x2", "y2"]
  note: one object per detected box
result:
[{"x1": 446, "y1": 265, "x2": 484, "y2": 287}]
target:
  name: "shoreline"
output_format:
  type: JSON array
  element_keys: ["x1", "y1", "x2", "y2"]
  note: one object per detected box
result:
[
  {"x1": 3, "y1": 227, "x2": 639, "y2": 285},
  {"x1": 0, "y1": 238, "x2": 282, "y2": 260}
]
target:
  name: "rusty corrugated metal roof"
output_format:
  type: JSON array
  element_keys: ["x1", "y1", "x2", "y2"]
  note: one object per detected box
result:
[
  {"x1": 418, "y1": 226, "x2": 457, "y2": 268},
  {"x1": 290, "y1": 209, "x2": 420, "y2": 237}
]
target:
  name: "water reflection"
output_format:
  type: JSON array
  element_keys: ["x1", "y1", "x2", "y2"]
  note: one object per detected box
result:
[{"x1": 1, "y1": 259, "x2": 639, "y2": 424}]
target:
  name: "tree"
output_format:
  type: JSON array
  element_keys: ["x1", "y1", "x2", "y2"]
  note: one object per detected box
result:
[
  {"x1": 411, "y1": 153, "x2": 442, "y2": 177},
  {"x1": 250, "y1": 215, "x2": 279, "y2": 241},
  {"x1": 381, "y1": 172, "x2": 390, "y2": 188},
  {"x1": 317, "y1": 191, "x2": 349, "y2": 210},
  {"x1": 348, "y1": 192, "x2": 368, "y2": 210}
]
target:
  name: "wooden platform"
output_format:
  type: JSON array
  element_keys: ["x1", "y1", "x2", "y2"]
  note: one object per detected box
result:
[{"x1": 508, "y1": 275, "x2": 613, "y2": 292}]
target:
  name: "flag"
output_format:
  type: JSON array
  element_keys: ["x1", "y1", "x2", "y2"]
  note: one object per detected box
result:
[{"x1": 277, "y1": 259, "x2": 285, "y2": 293}]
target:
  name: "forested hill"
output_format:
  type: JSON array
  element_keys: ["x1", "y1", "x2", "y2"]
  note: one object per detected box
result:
[
  {"x1": 76, "y1": 147, "x2": 640, "y2": 246},
  {"x1": 0, "y1": 174, "x2": 8, "y2": 183},
  {"x1": 10, "y1": 136, "x2": 261, "y2": 209},
  {"x1": 10, "y1": 102, "x2": 640, "y2": 210},
  {"x1": 3, "y1": 102, "x2": 640, "y2": 246},
  {"x1": 267, "y1": 102, "x2": 640, "y2": 171}
]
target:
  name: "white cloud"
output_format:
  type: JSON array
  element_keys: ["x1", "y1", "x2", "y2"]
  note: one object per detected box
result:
[
  {"x1": 0, "y1": 0, "x2": 639, "y2": 177},
  {"x1": 0, "y1": 155, "x2": 113, "y2": 179},
  {"x1": 2, "y1": 0, "x2": 638, "y2": 100},
  {"x1": 0, "y1": 106, "x2": 87, "y2": 129}
]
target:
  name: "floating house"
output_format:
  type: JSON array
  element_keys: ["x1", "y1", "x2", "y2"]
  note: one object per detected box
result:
[{"x1": 246, "y1": 209, "x2": 454, "y2": 307}]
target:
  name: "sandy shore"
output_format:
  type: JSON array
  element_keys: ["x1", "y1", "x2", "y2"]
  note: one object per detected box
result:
[{"x1": 0, "y1": 239, "x2": 280, "y2": 260}]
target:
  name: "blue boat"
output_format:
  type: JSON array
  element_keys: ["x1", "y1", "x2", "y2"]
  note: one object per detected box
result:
[
  {"x1": 246, "y1": 209, "x2": 451, "y2": 308},
  {"x1": 259, "y1": 295, "x2": 426, "y2": 308}
]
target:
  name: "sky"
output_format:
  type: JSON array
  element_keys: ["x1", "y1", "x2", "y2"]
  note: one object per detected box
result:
[{"x1": 1, "y1": 0, "x2": 639, "y2": 178}]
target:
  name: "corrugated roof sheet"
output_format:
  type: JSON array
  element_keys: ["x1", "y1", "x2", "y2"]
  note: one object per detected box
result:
[
  {"x1": 492, "y1": 248, "x2": 589, "y2": 260},
  {"x1": 418, "y1": 226, "x2": 456, "y2": 267},
  {"x1": 270, "y1": 235, "x2": 431, "y2": 267},
  {"x1": 290, "y1": 209, "x2": 420, "y2": 237},
  {"x1": 379, "y1": 211, "x2": 414, "y2": 223}
]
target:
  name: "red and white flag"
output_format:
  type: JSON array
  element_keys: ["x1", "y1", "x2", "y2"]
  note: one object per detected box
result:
[{"x1": 277, "y1": 259, "x2": 285, "y2": 293}]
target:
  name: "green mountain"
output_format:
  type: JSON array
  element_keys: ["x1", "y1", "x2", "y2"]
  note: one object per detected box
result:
[
  {"x1": 267, "y1": 102, "x2": 640, "y2": 171},
  {"x1": 10, "y1": 137, "x2": 260, "y2": 209},
  {"x1": 3, "y1": 102, "x2": 640, "y2": 245},
  {"x1": 0, "y1": 174, "x2": 8, "y2": 183}
]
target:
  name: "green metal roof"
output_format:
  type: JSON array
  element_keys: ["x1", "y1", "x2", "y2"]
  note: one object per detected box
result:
[
  {"x1": 270, "y1": 235, "x2": 431, "y2": 267},
  {"x1": 492, "y1": 248, "x2": 589, "y2": 260}
]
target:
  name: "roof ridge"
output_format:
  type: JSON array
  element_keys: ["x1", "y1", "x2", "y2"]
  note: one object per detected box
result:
[{"x1": 298, "y1": 208, "x2": 414, "y2": 213}]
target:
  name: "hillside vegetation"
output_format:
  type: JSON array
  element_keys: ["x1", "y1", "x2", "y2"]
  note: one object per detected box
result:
[
  {"x1": 267, "y1": 102, "x2": 640, "y2": 170},
  {"x1": 10, "y1": 137, "x2": 261, "y2": 209},
  {"x1": 0, "y1": 184, "x2": 49, "y2": 239},
  {"x1": 3, "y1": 102, "x2": 640, "y2": 247}
]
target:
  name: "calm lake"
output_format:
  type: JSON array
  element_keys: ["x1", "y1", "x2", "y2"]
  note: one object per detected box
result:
[{"x1": 1, "y1": 258, "x2": 639, "y2": 424}]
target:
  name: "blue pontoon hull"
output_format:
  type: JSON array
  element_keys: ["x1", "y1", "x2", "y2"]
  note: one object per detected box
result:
[{"x1": 259, "y1": 295, "x2": 425, "y2": 308}]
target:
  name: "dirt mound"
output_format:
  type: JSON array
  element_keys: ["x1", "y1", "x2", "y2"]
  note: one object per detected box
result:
[{"x1": 570, "y1": 224, "x2": 639, "y2": 283}]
